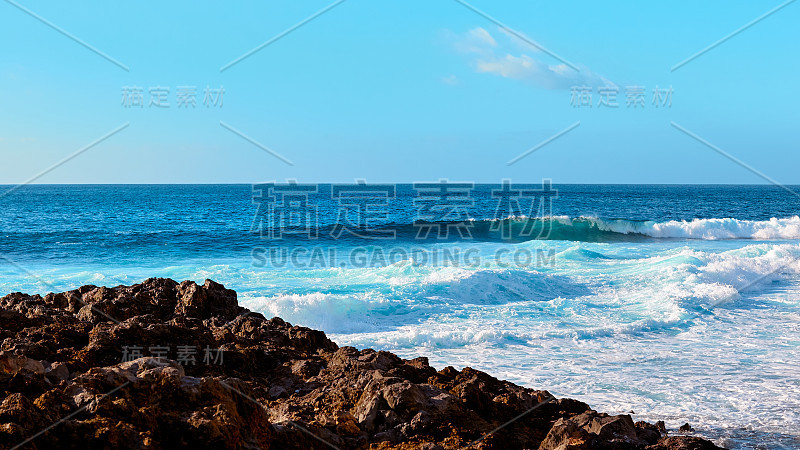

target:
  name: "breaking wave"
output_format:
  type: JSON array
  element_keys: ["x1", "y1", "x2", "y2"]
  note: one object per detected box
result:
[{"x1": 374, "y1": 216, "x2": 800, "y2": 242}]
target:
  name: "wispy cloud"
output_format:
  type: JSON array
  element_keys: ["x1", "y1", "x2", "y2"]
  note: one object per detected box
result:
[
  {"x1": 441, "y1": 74, "x2": 460, "y2": 85},
  {"x1": 453, "y1": 26, "x2": 497, "y2": 55},
  {"x1": 451, "y1": 26, "x2": 614, "y2": 90},
  {"x1": 495, "y1": 27, "x2": 541, "y2": 52}
]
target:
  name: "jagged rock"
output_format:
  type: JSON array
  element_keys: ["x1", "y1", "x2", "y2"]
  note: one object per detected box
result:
[
  {"x1": 0, "y1": 352, "x2": 45, "y2": 377},
  {"x1": 649, "y1": 436, "x2": 723, "y2": 450},
  {"x1": 174, "y1": 279, "x2": 242, "y2": 321},
  {"x1": 635, "y1": 421, "x2": 662, "y2": 444},
  {"x1": 538, "y1": 411, "x2": 643, "y2": 449},
  {"x1": 538, "y1": 416, "x2": 594, "y2": 449},
  {"x1": 0, "y1": 279, "x2": 724, "y2": 449},
  {"x1": 585, "y1": 413, "x2": 642, "y2": 445}
]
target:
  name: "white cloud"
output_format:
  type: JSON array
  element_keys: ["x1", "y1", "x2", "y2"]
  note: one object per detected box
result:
[
  {"x1": 453, "y1": 27, "x2": 497, "y2": 56},
  {"x1": 476, "y1": 54, "x2": 613, "y2": 90},
  {"x1": 452, "y1": 27, "x2": 614, "y2": 90},
  {"x1": 469, "y1": 27, "x2": 496, "y2": 47},
  {"x1": 476, "y1": 54, "x2": 537, "y2": 79},
  {"x1": 441, "y1": 74, "x2": 460, "y2": 85}
]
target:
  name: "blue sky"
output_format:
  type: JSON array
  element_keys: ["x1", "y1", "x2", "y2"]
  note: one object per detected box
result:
[{"x1": 1, "y1": 0, "x2": 798, "y2": 184}]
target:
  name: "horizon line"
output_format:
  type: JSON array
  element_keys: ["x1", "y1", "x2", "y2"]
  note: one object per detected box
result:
[{"x1": 0, "y1": 182, "x2": 798, "y2": 187}]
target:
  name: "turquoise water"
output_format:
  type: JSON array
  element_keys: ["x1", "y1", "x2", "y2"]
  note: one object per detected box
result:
[{"x1": 1, "y1": 184, "x2": 799, "y2": 449}]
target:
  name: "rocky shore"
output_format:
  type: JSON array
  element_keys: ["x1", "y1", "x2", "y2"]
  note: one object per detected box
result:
[{"x1": 0, "y1": 278, "x2": 723, "y2": 449}]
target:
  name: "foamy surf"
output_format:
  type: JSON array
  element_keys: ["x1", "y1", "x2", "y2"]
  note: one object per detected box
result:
[
  {"x1": 591, "y1": 215, "x2": 800, "y2": 240},
  {"x1": 379, "y1": 215, "x2": 800, "y2": 242},
  {"x1": 232, "y1": 240, "x2": 800, "y2": 448}
]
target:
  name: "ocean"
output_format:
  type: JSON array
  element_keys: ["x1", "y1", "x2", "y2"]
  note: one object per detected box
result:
[{"x1": 1, "y1": 184, "x2": 799, "y2": 449}]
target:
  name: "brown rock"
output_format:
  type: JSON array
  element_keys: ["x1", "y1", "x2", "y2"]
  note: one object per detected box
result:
[
  {"x1": 635, "y1": 421, "x2": 662, "y2": 444},
  {"x1": 538, "y1": 416, "x2": 593, "y2": 450},
  {"x1": 648, "y1": 435, "x2": 724, "y2": 449},
  {"x1": 175, "y1": 279, "x2": 242, "y2": 320},
  {"x1": 0, "y1": 352, "x2": 45, "y2": 377},
  {"x1": 383, "y1": 381, "x2": 427, "y2": 415}
]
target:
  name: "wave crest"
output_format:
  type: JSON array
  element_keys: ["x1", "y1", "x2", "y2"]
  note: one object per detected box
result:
[{"x1": 398, "y1": 216, "x2": 800, "y2": 242}]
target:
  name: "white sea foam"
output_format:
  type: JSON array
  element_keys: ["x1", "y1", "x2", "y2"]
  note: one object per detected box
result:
[
  {"x1": 6, "y1": 239, "x2": 799, "y2": 448},
  {"x1": 590, "y1": 216, "x2": 800, "y2": 240},
  {"x1": 485, "y1": 215, "x2": 800, "y2": 240},
  {"x1": 234, "y1": 241, "x2": 800, "y2": 448}
]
